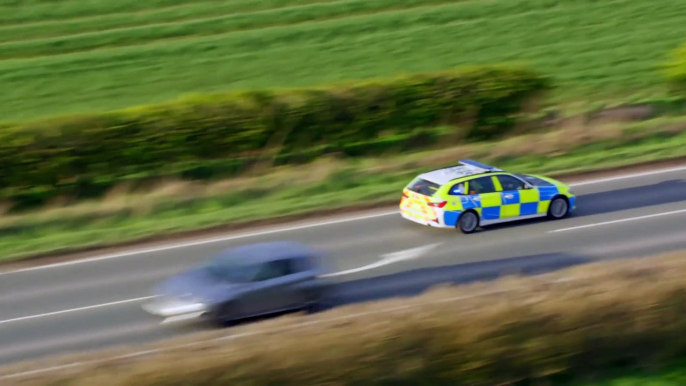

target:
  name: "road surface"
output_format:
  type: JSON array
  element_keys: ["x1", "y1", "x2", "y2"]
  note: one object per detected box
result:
[{"x1": 1, "y1": 165, "x2": 686, "y2": 368}]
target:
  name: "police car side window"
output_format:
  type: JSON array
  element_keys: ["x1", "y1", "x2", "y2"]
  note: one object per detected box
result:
[
  {"x1": 449, "y1": 183, "x2": 465, "y2": 195},
  {"x1": 468, "y1": 176, "x2": 497, "y2": 194},
  {"x1": 497, "y1": 175, "x2": 526, "y2": 191}
]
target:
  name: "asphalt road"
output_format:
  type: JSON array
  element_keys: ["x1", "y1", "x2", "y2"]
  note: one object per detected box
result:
[{"x1": 1, "y1": 165, "x2": 686, "y2": 369}]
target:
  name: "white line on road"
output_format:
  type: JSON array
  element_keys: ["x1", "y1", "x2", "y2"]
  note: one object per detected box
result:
[
  {"x1": 569, "y1": 164, "x2": 686, "y2": 186},
  {"x1": 549, "y1": 208, "x2": 686, "y2": 233},
  {"x1": 2, "y1": 163, "x2": 685, "y2": 276},
  {"x1": 0, "y1": 244, "x2": 442, "y2": 326},
  {"x1": 321, "y1": 243, "x2": 442, "y2": 277},
  {"x1": 0, "y1": 210, "x2": 396, "y2": 276},
  {"x1": 0, "y1": 296, "x2": 154, "y2": 326}
]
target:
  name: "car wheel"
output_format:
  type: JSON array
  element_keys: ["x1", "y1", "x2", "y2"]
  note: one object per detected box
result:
[
  {"x1": 458, "y1": 211, "x2": 479, "y2": 234},
  {"x1": 548, "y1": 196, "x2": 569, "y2": 219}
]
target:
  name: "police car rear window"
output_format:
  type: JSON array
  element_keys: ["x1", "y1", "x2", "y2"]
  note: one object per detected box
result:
[{"x1": 407, "y1": 178, "x2": 441, "y2": 196}]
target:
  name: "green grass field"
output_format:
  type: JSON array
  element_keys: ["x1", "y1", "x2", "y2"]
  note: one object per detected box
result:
[{"x1": 1, "y1": 0, "x2": 685, "y2": 121}]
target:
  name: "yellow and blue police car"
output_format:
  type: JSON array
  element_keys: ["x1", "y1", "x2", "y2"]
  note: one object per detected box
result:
[{"x1": 399, "y1": 159, "x2": 576, "y2": 233}]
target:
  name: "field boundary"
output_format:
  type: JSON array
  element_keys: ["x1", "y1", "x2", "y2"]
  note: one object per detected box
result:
[{"x1": 2, "y1": 156, "x2": 686, "y2": 273}]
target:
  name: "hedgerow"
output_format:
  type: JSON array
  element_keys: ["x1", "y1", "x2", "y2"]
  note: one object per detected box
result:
[{"x1": 0, "y1": 64, "x2": 550, "y2": 209}]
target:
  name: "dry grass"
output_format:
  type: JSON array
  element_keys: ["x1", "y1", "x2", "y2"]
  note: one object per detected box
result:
[
  {"x1": 6, "y1": 251, "x2": 686, "y2": 385},
  {"x1": 492, "y1": 117, "x2": 624, "y2": 158},
  {"x1": 0, "y1": 157, "x2": 346, "y2": 228},
  {"x1": 1, "y1": 115, "x2": 684, "y2": 229}
]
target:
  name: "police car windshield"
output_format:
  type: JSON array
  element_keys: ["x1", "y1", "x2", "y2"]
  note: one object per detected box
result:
[{"x1": 407, "y1": 177, "x2": 441, "y2": 196}]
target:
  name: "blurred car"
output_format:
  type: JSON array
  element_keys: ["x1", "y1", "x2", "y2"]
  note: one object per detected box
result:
[
  {"x1": 399, "y1": 159, "x2": 576, "y2": 233},
  {"x1": 142, "y1": 241, "x2": 326, "y2": 326}
]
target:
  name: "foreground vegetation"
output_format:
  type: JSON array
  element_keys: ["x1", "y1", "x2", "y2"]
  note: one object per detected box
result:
[
  {"x1": 6, "y1": 250, "x2": 686, "y2": 385},
  {"x1": 2, "y1": 113, "x2": 686, "y2": 263},
  {"x1": 572, "y1": 362, "x2": 686, "y2": 386},
  {"x1": 1, "y1": 0, "x2": 686, "y2": 120}
]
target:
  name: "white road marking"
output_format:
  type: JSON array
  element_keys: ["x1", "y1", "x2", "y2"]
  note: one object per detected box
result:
[
  {"x1": 549, "y1": 208, "x2": 686, "y2": 233},
  {"x1": 0, "y1": 210, "x2": 396, "y2": 276},
  {"x1": 569, "y1": 164, "x2": 686, "y2": 186},
  {"x1": 0, "y1": 245, "x2": 442, "y2": 326},
  {"x1": 1, "y1": 163, "x2": 684, "y2": 276},
  {"x1": 0, "y1": 296, "x2": 154, "y2": 326},
  {"x1": 321, "y1": 243, "x2": 442, "y2": 277}
]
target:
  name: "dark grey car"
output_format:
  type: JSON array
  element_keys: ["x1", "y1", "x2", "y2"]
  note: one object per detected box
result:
[{"x1": 142, "y1": 241, "x2": 326, "y2": 326}]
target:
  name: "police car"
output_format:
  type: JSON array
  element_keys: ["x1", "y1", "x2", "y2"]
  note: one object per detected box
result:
[{"x1": 399, "y1": 160, "x2": 576, "y2": 233}]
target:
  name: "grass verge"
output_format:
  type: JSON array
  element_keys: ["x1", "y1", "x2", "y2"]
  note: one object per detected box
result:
[
  {"x1": 6, "y1": 250, "x2": 686, "y2": 385},
  {"x1": 1, "y1": 115, "x2": 686, "y2": 263}
]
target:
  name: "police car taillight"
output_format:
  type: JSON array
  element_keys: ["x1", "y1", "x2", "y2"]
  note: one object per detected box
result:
[{"x1": 428, "y1": 201, "x2": 447, "y2": 208}]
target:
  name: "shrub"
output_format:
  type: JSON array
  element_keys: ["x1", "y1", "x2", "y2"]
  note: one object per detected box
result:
[{"x1": 0, "y1": 64, "x2": 550, "y2": 208}]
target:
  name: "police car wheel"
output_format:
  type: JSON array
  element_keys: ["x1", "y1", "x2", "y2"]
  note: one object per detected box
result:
[
  {"x1": 548, "y1": 197, "x2": 569, "y2": 219},
  {"x1": 458, "y1": 211, "x2": 479, "y2": 234}
]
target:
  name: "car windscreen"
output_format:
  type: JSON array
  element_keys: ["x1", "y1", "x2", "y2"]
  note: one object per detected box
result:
[
  {"x1": 406, "y1": 177, "x2": 441, "y2": 196},
  {"x1": 204, "y1": 258, "x2": 260, "y2": 283}
]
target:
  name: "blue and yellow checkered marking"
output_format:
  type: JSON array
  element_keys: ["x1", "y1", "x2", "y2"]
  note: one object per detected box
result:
[
  {"x1": 501, "y1": 191, "x2": 520, "y2": 205},
  {"x1": 443, "y1": 210, "x2": 461, "y2": 227},
  {"x1": 459, "y1": 196, "x2": 482, "y2": 209},
  {"x1": 519, "y1": 202, "x2": 539, "y2": 216},
  {"x1": 441, "y1": 183, "x2": 565, "y2": 225},
  {"x1": 482, "y1": 206, "x2": 500, "y2": 220},
  {"x1": 537, "y1": 186, "x2": 559, "y2": 201}
]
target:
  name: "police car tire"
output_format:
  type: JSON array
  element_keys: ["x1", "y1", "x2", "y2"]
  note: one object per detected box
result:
[
  {"x1": 458, "y1": 211, "x2": 479, "y2": 234},
  {"x1": 548, "y1": 196, "x2": 569, "y2": 219}
]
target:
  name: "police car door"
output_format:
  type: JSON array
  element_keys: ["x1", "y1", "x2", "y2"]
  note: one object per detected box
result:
[
  {"x1": 465, "y1": 176, "x2": 501, "y2": 222},
  {"x1": 495, "y1": 174, "x2": 530, "y2": 220}
]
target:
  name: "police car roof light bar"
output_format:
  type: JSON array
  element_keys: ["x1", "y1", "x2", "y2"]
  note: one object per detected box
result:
[{"x1": 458, "y1": 159, "x2": 503, "y2": 172}]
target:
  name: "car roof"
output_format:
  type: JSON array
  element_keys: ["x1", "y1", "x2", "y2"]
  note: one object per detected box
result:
[
  {"x1": 211, "y1": 241, "x2": 318, "y2": 265},
  {"x1": 418, "y1": 159, "x2": 504, "y2": 185}
]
